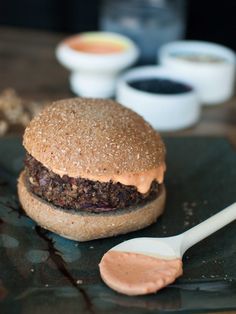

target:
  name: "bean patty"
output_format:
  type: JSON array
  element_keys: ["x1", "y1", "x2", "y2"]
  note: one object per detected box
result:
[{"x1": 25, "y1": 153, "x2": 159, "y2": 212}]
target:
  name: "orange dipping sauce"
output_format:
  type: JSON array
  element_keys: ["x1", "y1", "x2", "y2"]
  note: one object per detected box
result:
[
  {"x1": 65, "y1": 34, "x2": 127, "y2": 55},
  {"x1": 99, "y1": 250, "x2": 183, "y2": 296}
]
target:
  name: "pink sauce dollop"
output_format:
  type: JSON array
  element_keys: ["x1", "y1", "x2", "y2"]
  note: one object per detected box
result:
[{"x1": 99, "y1": 251, "x2": 183, "y2": 296}]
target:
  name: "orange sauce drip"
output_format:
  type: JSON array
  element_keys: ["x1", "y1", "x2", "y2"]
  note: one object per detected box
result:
[{"x1": 53, "y1": 164, "x2": 166, "y2": 194}]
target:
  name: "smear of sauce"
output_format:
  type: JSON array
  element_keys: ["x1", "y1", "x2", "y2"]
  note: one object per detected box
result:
[{"x1": 99, "y1": 251, "x2": 182, "y2": 296}]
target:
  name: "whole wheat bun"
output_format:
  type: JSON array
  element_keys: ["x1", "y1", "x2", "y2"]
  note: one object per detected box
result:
[
  {"x1": 18, "y1": 171, "x2": 166, "y2": 241},
  {"x1": 23, "y1": 98, "x2": 165, "y2": 178}
]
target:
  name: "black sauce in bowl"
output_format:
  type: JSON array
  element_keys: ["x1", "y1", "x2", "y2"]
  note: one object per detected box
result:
[{"x1": 128, "y1": 78, "x2": 192, "y2": 95}]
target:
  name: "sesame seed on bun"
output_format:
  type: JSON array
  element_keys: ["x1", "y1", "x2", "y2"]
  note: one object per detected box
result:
[
  {"x1": 23, "y1": 98, "x2": 165, "y2": 178},
  {"x1": 18, "y1": 98, "x2": 166, "y2": 241}
]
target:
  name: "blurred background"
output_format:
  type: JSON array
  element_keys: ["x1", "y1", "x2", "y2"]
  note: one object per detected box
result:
[
  {"x1": 0, "y1": 0, "x2": 236, "y2": 136},
  {"x1": 0, "y1": 0, "x2": 236, "y2": 51}
]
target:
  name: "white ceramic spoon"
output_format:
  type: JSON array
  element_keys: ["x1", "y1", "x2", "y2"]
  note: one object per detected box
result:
[
  {"x1": 110, "y1": 202, "x2": 236, "y2": 259},
  {"x1": 100, "y1": 203, "x2": 236, "y2": 295}
]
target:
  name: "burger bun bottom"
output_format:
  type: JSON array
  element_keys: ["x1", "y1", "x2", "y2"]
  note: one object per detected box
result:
[{"x1": 18, "y1": 171, "x2": 166, "y2": 242}]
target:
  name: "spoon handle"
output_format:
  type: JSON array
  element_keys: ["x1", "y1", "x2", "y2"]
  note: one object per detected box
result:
[{"x1": 180, "y1": 202, "x2": 236, "y2": 255}]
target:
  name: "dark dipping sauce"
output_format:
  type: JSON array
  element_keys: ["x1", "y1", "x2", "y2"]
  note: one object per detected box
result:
[{"x1": 128, "y1": 78, "x2": 192, "y2": 95}]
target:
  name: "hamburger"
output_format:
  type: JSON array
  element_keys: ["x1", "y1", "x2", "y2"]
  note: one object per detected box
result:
[{"x1": 17, "y1": 98, "x2": 166, "y2": 241}]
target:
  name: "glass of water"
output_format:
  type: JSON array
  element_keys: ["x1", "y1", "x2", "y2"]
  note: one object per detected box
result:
[{"x1": 100, "y1": 0, "x2": 186, "y2": 63}]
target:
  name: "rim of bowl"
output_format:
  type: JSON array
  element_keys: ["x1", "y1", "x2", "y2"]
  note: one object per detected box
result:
[
  {"x1": 158, "y1": 40, "x2": 236, "y2": 67},
  {"x1": 117, "y1": 66, "x2": 198, "y2": 99},
  {"x1": 57, "y1": 31, "x2": 139, "y2": 60}
]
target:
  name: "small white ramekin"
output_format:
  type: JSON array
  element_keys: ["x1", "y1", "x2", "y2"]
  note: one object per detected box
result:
[
  {"x1": 56, "y1": 32, "x2": 139, "y2": 98},
  {"x1": 116, "y1": 66, "x2": 200, "y2": 131},
  {"x1": 158, "y1": 41, "x2": 236, "y2": 105}
]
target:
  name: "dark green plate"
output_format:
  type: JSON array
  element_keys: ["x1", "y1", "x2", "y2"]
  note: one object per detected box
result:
[{"x1": 0, "y1": 137, "x2": 236, "y2": 314}]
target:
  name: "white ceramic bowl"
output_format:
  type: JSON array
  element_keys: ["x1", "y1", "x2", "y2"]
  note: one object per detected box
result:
[
  {"x1": 116, "y1": 66, "x2": 200, "y2": 131},
  {"x1": 56, "y1": 32, "x2": 139, "y2": 98},
  {"x1": 159, "y1": 41, "x2": 236, "y2": 105}
]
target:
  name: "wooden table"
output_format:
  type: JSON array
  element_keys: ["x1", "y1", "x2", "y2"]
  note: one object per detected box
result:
[{"x1": 1, "y1": 26, "x2": 236, "y2": 144}]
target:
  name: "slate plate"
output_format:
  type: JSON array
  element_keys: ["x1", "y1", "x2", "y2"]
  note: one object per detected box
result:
[{"x1": 0, "y1": 137, "x2": 236, "y2": 314}]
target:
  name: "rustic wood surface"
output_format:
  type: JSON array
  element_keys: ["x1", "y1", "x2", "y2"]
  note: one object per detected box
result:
[{"x1": 1, "y1": 26, "x2": 236, "y2": 145}]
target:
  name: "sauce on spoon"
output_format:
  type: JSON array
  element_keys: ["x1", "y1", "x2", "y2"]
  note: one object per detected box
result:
[
  {"x1": 99, "y1": 250, "x2": 182, "y2": 296},
  {"x1": 99, "y1": 202, "x2": 236, "y2": 296}
]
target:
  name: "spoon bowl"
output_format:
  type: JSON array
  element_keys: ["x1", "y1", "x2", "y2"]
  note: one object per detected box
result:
[
  {"x1": 109, "y1": 202, "x2": 236, "y2": 259},
  {"x1": 112, "y1": 236, "x2": 182, "y2": 259},
  {"x1": 100, "y1": 202, "x2": 236, "y2": 295}
]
